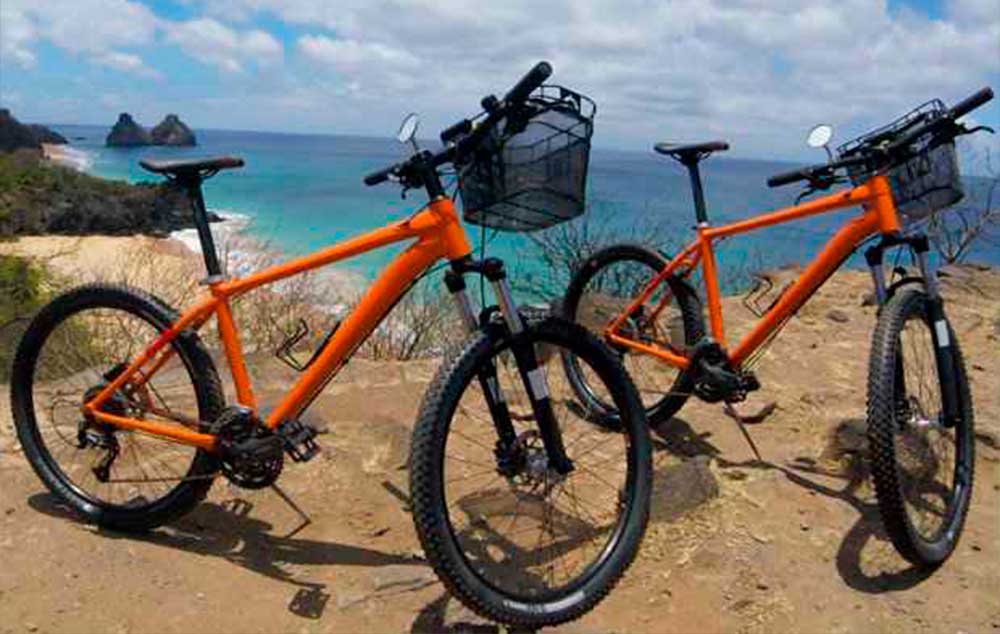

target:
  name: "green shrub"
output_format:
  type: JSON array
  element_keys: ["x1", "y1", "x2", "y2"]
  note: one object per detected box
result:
[{"x1": 0, "y1": 254, "x2": 48, "y2": 380}]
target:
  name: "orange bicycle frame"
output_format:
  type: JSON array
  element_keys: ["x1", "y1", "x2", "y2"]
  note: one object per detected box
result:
[
  {"x1": 83, "y1": 197, "x2": 473, "y2": 451},
  {"x1": 606, "y1": 174, "x2": 902, "y2": 369}
]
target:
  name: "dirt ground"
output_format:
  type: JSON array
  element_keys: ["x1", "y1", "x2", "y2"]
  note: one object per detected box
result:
[{"x1": 1, "y1": 266, "x2": 998, "y2": 634}]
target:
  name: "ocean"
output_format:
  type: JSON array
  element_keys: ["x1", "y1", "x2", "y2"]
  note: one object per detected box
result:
[{"x1": 49, "y1": 124, "x2": 998, "y2": 294}]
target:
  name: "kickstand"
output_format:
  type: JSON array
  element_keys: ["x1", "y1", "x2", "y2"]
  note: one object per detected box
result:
[
  {"x1": 270, "y1": 483, "x2": 312, "y2": 538},
  {"x1": 724, "y1": 403, "x2": 763, "y2": 463}
]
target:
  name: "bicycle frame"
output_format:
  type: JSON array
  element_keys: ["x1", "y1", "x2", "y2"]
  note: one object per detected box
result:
[
  {"x1": 83, "y1": 197, "x2": 473, "y2": 451},
  {"x1": 605, "y1": 174, "x2": 903, "y2": 369}
]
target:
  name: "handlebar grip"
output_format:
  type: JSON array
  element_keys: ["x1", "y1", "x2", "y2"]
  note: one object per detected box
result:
[
  {"x1": 441, "y1": 118, "x2": 473, "y2": 144},
  {"x1": 363, "y1": 164, "x2": 396, "y2": 186},
  {"x1": 504, "y1": 61, "x2": 553, "y2": 104},
  {"x1": 767, "y1": 168, "x2": 808, "y2": 188},
  {"x1": 949, "y1": 86, "x2": 994, "y2": 120}
]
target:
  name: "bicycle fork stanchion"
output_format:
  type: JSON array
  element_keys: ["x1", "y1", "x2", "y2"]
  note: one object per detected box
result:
[
  {"x1": 913, "y1": 238, "x2": 961, "y2": 428},
  {"x1": 445, "y1": 267, "x2": 517, "y2": 450},
  {"x1": 487, "y1": 260, "x2": 574, "y2": 475}
]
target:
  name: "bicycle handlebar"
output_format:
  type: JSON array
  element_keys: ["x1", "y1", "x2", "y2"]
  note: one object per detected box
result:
[
  {"x1": 364, "y1": 61, "x2": 553, "y2": 187},
  {"x1": 440, "y1": 118, "x2": 473, "y2": 144},
  {"x1": 767, "y1": 86, "x2": 994, "y2": 189},
  {"x1": 766, "y1": 155, "x2": 868, "y2": 188},
  {"x1": 949, "y1": 86, "x2": 993, "y2": 120},
  {"x1": 363, "y1": 164, "x2": 398, "y2": 186},
  {"x1": 504, "y1": 61, "x2": 552, "y2": 105}
]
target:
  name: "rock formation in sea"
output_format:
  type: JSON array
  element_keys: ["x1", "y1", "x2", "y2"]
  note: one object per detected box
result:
[
  {"x1": 106, "y1": 113, "x2": 152, "y2": 147},
  {"x1": 150, "y1": 114, "x2": 197, "y2": 146},
  {"x1": 0, "y1": 109, "x2": 67, "y2": 151}
]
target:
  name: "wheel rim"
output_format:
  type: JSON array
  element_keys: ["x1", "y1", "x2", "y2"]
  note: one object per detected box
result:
[
  {"x1": 27, "y1": 306, "x2": 206, "y2": 509},
  {"x1": 442, "y1": 337, "x2": 637, "y2": 601},
  {"x1": 569, "y1": 257, "x2": 688, "y2": 413},
  {"x1": 893, "y1": 313, "x2": 965, "y2": 543}
]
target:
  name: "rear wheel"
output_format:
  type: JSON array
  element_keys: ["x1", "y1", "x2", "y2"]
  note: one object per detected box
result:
[
  {"x1": 562, "y1": 244, "x2": 704, "y2": 427},
  {"x1": 10, "y1": 284, "x2": 224, "y2": 531},
  {"x1": 410, "y1": 317, "x2": 651, "y2": 627},
  {"x1": 866, "y1": 288, "x2": 974, "y2": 567}
]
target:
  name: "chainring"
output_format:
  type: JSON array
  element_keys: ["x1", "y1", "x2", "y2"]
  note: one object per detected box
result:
[{"x1": 213, "y1": 407, "x2": 284, "y2": 490}]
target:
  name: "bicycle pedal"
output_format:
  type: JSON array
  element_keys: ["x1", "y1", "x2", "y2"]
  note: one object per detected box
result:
[{"x1": 278, "y1": 419, "x2": 321, "y2": 462}]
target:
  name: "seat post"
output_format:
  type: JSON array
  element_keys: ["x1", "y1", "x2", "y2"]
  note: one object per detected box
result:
[
  {"x1": 180, "y1": 176, "x2": 223, "y2": 279},
  {"x1": 682, "y1": 157, "x2": 709, "y2": 225}
]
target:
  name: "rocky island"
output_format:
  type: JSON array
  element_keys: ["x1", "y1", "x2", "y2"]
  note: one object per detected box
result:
[
  {"x1": 106, "y1": 112, "x2": 197, "y2": 147},
  {"x1": 151, "y1": 114, "x2": 197, "y2": 146},
  {"x1": 106, "y1": 113, "x2": 152, "y2": 147}
]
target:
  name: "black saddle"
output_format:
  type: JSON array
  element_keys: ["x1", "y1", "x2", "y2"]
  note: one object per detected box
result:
[
  {"x1": 139, "y1": 156, "x2": 244, "y2": 180},
  {"x1": 654, "y1": 141, "x2": 729, "y2": 164}
]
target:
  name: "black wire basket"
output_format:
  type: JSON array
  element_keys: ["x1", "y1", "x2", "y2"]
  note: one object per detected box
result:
[
  {"x1": 457, "y1": 86, "x2": 596, "y2": 232},
  {"x1": 838, "y1": 100, "x2": 963, "y2": 224}
]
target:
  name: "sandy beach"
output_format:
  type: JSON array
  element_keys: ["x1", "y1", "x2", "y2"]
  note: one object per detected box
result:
[
  {"x1": 40, "y1": 142, "x2": 93, "y2": 172},
  {"x1": 0, "y1": 235, "x2": 203, "y2": 300}
]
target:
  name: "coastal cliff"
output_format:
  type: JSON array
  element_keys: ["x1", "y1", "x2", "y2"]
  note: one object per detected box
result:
[
  {"x1": 2, "y1": 108, "x2": 219, "y2": 239},
  {"x1": 0, "y1": 150, "x2": 212, "y2": 237},
  {"x1": 0, "y1": 109, "x2": 67, "y2": 151}
]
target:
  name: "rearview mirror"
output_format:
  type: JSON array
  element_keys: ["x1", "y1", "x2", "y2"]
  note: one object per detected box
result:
[
  {"x1": 397, "y1": 113, "x2": 420, "y2": 144},
  {"x1": 806, "y1": 124, "x2": 833, "y2": 149}
]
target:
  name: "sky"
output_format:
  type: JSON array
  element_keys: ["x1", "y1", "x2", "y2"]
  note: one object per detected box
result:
[{"x1": 1, "y1": 0, "x2": 998, "y2": 161}]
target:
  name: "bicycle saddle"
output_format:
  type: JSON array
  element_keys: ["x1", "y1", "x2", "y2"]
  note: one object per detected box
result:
[
  {"x1": 654, "y1": 141, "x2": 729, "y2": 164},
  {"x1": 139, "y1": 156, "x2": 244, "y2": 179}
]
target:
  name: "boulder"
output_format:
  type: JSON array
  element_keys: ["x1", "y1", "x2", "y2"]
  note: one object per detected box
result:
[
  {"x1": 106, "y1": 113, "x2": 151, "y2": 147},
  {"x1": 151, "y1": 114, "x2": 197, "y2": 146}
]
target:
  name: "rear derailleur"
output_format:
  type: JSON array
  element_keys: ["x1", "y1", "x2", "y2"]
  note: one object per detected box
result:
[{"x1": 77, "y1": 363, "x2": 134, "y2": 483}]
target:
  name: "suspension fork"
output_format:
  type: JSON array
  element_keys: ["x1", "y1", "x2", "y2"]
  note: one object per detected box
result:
[
  {"x1": 447, "y1": 258, "x2": 574, "y2": 475},
  {"x1": 865, "y1": 235, "x2": 960, "y2": 427},
  {"x1": 912, "y1": 238, "x2": 961, "y2": 427},
  {"x1": 445, "y1": 267, "x2": 517, "y2": 449}
]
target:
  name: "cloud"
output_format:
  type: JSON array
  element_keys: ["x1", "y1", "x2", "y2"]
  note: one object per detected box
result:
[
  {"x1": 1, "y1": 2, "x2": 284, "y2": 79},
  {"x1": 165, "y1": 18, "x2": 283, "y2": 74},
  {"x1": 0, "y1": 0, "x2": 159, "y2": 77},
  {"x1": 189, "y1": 0, "x2": 1000, "y2": 157},
  {"x1": 3, "y1": 0, "x2": 997, "y2": 157},
  {"x1": 92, "y1": 51, "x2": 161, "y2": 79}
]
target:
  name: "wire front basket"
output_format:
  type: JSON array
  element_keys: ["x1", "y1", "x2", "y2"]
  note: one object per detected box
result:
[
  {"x1": 838, "y1": 100, "x2": 963, "y2": 224},
  {"x1": 458, "y1": 86, "x2": 596, "y2": 232}
]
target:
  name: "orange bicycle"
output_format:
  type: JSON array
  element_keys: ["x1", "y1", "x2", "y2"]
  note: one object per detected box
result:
[
  {"x1": 10, "y1": 63, "x2": 652, "y2": 627},
  {"x1": 562, "y1": 87, "x2": 994, "y2": 568}
]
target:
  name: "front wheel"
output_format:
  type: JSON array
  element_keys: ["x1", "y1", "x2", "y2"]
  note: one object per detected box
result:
[
  {"x1": 866, "y1": 288, "x2": 974, "y2": 567},
  {"x1": 409, "y1": 317, "x2": 651, "y2": 628}
]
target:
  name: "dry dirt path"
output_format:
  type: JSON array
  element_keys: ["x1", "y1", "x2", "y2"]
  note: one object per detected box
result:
[{"x1": 2, "y1": 268, "x2": 998, "y2": 633}]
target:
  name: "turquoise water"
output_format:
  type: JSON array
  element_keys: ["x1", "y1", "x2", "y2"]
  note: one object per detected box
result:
[{"x1": 51, "y1": 124, "x2": 997, "y2": 290}]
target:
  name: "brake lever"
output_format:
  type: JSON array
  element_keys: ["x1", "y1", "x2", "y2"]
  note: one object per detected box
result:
[
  {"x1": 962, "y1": 124, "x2": 995, "y2": 136},
  {"x1": 796, "y1": 172, "x2": 839, "y2": 203}
]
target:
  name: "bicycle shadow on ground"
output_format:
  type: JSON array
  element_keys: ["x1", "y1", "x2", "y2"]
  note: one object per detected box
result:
[
  {"x1": 650, "y1": 415, "x2": 723, "y2": 458},
  {"x1": 28, "y1": 492, "x2": 419, "y2": 619},
  {"x1": 670, "y1": 415, "x2": 934, "y2": 594}
]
